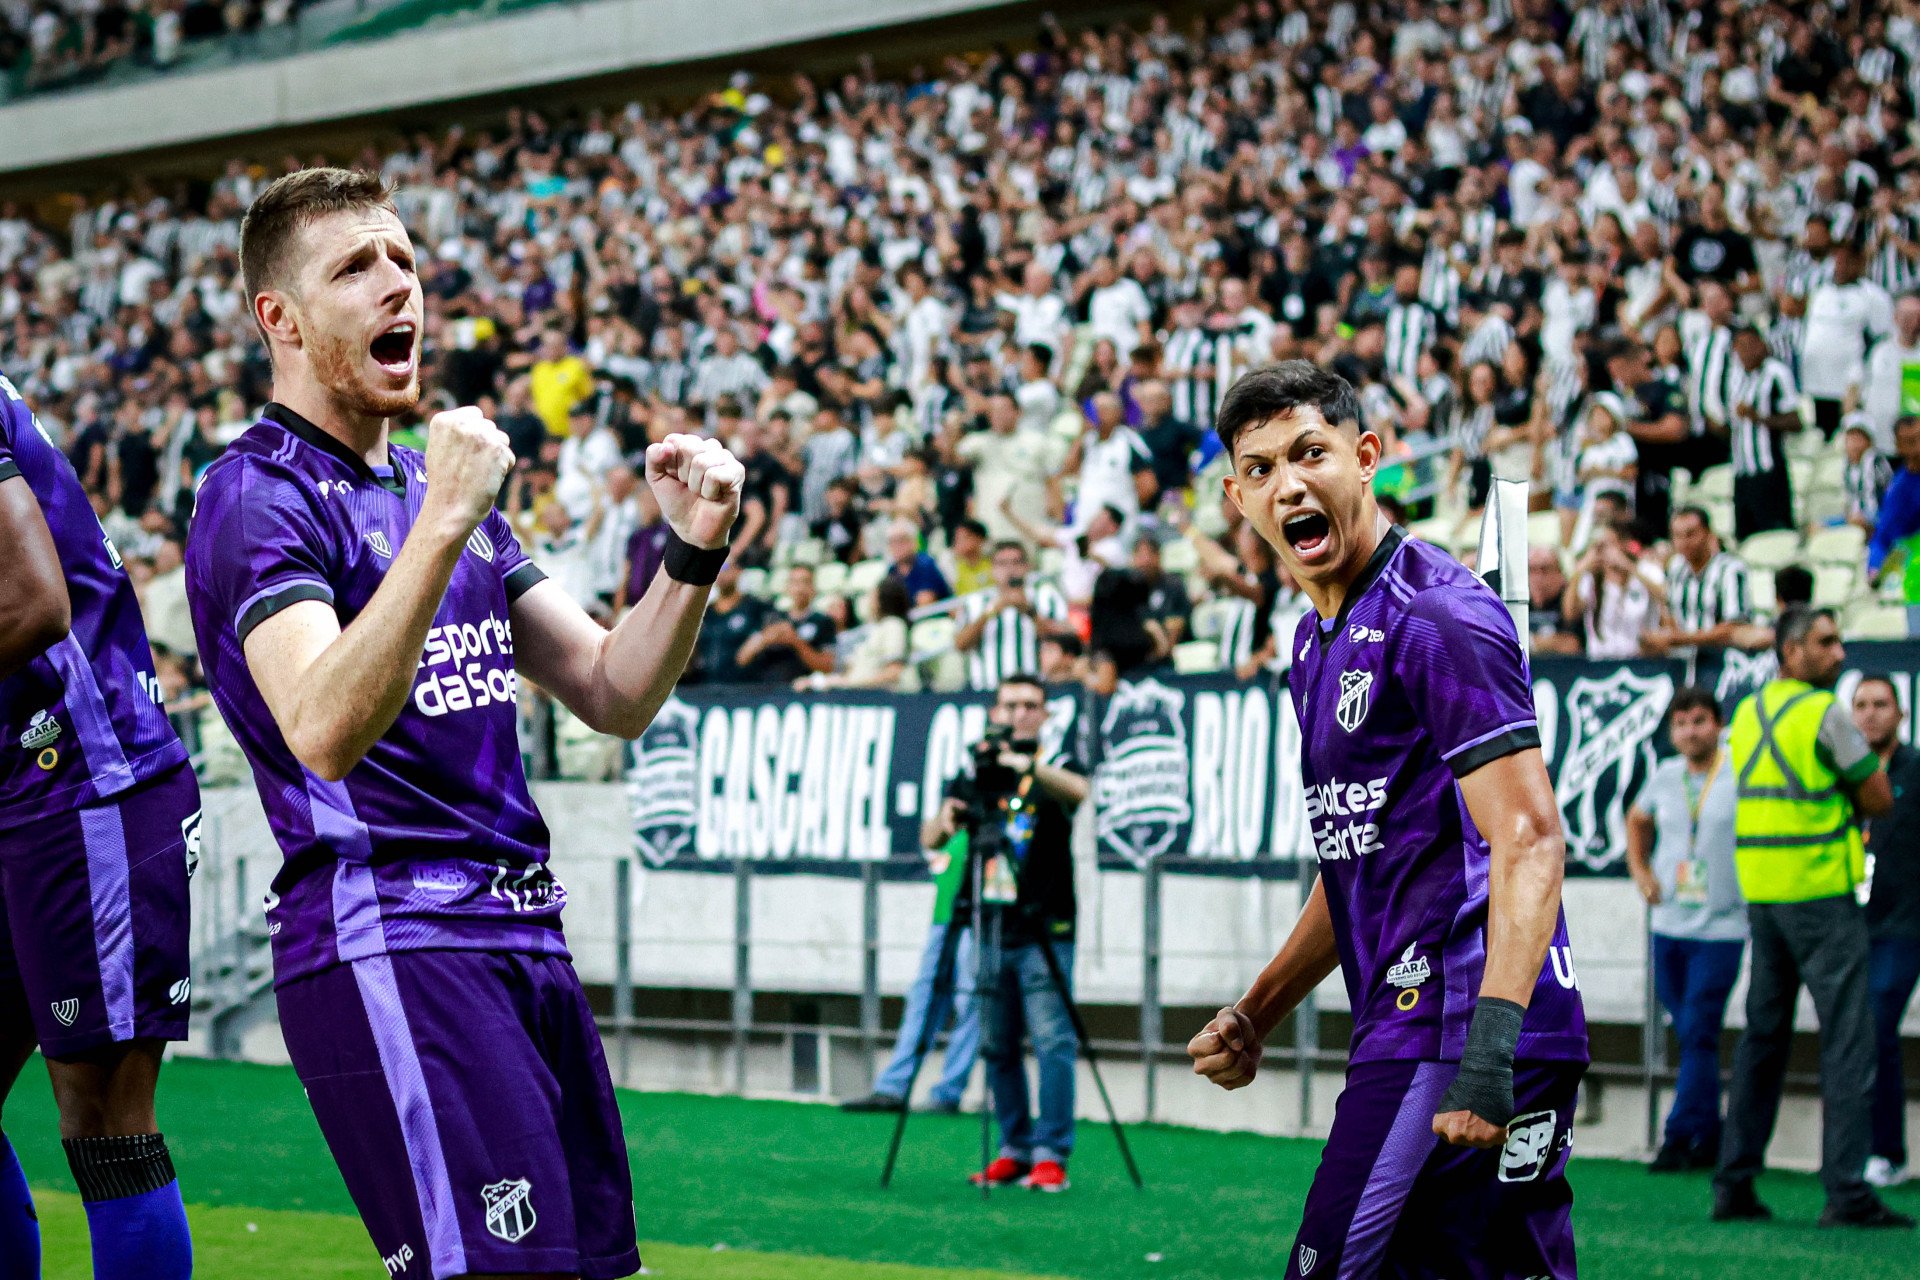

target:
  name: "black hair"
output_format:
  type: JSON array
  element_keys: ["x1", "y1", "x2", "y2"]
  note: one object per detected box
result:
[
  {"x1": 1774, "y1": 604, "x2": 1834, "y2": 659},
  {"x1": 1666, "y1": 685, "x2": 1723, "y2": 724},
  {"x1": 1773, "y1": 564, "x2": 1814, "y2": 608},
  {"x1": 998, "y1": 671, "x2": 1047, "y2": 696},
  {"x1": 874, "y1": 576, "x2": 912, "y2": 621},
  {"x1": 1855, "y1": 673, "x2": 1903, "y2": 708},
  {"x1": 1214, "y1": 360, "x2": 1364, "y2": 459},
  {"x1": 957, "y1": 518, "x2": 989, "y2": 540},
  {"x1": 990, "y1": 538, "x2": 1029, "y2": 559},
  {"x1": 1672, "y1": 504, "x2": 1713, "y2": 531}
]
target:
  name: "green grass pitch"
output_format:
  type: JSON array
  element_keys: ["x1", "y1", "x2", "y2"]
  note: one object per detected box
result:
[{"x1": 3, "y1": 1056, "x2": 1913, "y2": 1278}]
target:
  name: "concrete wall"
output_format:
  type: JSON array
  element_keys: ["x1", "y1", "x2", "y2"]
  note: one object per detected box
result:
[{"x1": 0, "y1": 0, "x2": 1014, "y2": 173}]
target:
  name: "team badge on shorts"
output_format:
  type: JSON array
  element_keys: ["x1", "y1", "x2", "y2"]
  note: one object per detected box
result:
[
  {"x1": 50, "y1": 999, "x2": 79, "y2": 1027},
  {"x1": 1336, "y1": 670, "x2": 1374, "y2": 732},
  {"x1": 1297, "y1": 1244, "x2": 1318, "y2": 1274},
  {"x1": 1498, "y1": 1110, "x2": 1558, "y2": 1183},
  {"x1": 181, "y1": 809, "x2": 202, "y2": 879},
  {"x1": 482, "y1": 1178, "x2": 537, "y2": 1243}
]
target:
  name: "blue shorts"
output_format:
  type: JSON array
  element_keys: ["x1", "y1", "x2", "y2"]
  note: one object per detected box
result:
[
  {"x1": 277, "y1": 949, "x2": 641, "y2": 1280},
  {"x1": 1288, "y1": 1058, "x2": 1584, "y2": 1279},
  {"x1": 0, "y1": 761, "x2": 197, "y2": 1057}
]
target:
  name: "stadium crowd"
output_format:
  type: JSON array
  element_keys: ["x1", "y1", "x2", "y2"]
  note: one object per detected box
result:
[{"x1": 7, "y1": 0, "x2": 1920, "y2": 725}]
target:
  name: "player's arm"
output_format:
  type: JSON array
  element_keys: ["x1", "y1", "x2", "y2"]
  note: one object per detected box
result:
[
  {"x1": 0, "y1": 472, "x2": 71, "y2": 681},
  {"x1": 513, "y1": 434, "x2": 742, "y2": 740},
  {"x1": 1435, "y1": 747, "x2": 1566, "y2": 1149},
  {"x1": 243, "y1": 409, "x2": 513, "y2": 782},
  {"x1": 1188, "y1": 876, "x2": 1340, "y2": 1091}
]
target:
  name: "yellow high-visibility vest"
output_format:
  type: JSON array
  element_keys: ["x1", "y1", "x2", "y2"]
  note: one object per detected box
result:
[{"x1": 1727, "y1": 678, "x2": 1867, "y2": 903}]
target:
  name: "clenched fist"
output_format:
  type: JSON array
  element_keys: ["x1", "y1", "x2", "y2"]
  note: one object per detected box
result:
[
  {"x1": 422, "y1": 406, "x2": 513, "y2": 532},
  {"x1": 1189, "y1": 1006, "x2": 1263, "y2": 1091},
  {"x1": 647, "y1": 433, "x2": 744, "y2": 550}
]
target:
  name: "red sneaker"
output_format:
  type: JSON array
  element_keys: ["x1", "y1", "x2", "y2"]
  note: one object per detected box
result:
[
  {"x1": 1023, "y1": 1160, "x2": 1070, "y2": 1192},
  {"x1": 968, "y1": 1156, "x2": 1029, "y2": 1187}
]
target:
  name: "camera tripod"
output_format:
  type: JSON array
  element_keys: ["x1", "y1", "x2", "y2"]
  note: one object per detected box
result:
[{"x1": 878, "y1": 789, "x2": 1144, "y2": 1196}]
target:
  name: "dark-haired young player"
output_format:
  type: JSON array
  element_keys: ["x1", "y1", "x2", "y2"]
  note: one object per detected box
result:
[
  {"x1": 0, "y1": 369, "x2": 197, "y2": 1278},
  {"x1": 186, "y1": 168, "x2": 742, "y2": 1280},
  {"x1": 1188, "y1": 361, "x2": 1588, "y2": 1278}
]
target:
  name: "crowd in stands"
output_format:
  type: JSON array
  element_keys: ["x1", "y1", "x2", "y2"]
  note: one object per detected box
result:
[
  {"x1": 0, "y1": 0, "x2": 306, "y2": 94},
  {"x1": 10, "y1": 0, "x2": 1920, "y2": 753}
]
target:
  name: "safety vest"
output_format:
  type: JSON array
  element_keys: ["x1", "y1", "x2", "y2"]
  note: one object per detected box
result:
[{"x1": 1727, "y1": 678, "x2": 1867, "y2": 903}]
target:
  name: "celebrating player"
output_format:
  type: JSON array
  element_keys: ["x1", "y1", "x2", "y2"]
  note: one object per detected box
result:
[
  {"x1": 1187, "y1": 362, "x2": 1588, "y2": 1278},
  {"x1": 184, "y1": 169, "x2": 742, "y2": 1280},
  {"x1": 0, "y1": 370, "x2": 197, "y2": 1279}
]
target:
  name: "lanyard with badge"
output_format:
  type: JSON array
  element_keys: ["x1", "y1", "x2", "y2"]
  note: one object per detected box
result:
[
  {"x1": 982, "y1": 772, "x2": 1038, "y2": 906},
  {"x1": 1674, "y1": 751, "x2": 1720, "y2": 907}
]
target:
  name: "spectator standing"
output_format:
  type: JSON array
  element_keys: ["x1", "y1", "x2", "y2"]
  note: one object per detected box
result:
[
  {"x1": 1802, "y1": 246, "x2": 1893, "y2": 438},
  {"x1": 1067, "y1": 392, "x2": 1155, "y2": 533},
  {"x1": 1862, "y1": 295, "x2": 1920, "y2": 453},
  {"x1": 1650, "y1": 507, "x2": 1752, "y2": 659},
  {"x1": 528, "y1": 327, "x2": 593, "y2": 438},
  {"x1": 1714, "y1": 607, "x2": 1906, "y2": 1229},
  {"x1": 1725, "y1": 326, "x2": 1801, "y2": 541},
  {"x1": 1133, "y1": 380, "x2": 1202, "y2": 502},
  {"x1": 554, "y1": 399, "x2": 621, "y2": 521},
  {"x1": 1013, "y1": 344, "x2": 1062, "y2": 437},
  {"x1": 1627, "y1": 688, "x2": 1747, "y2": 1173},
  {"x1": 729, "y1": 418, "x2": 794, "y2": 568},
  {"x1": 957, "y1": 392, "x2": 1060, "y2": 551},
  {"x1": 582, "y1": 458, "x2": 643, "y2": 616},
  {"x1": 688, "y1": 564, "x2": 767, "y2": 686},
  {"x1": 954, "y1": 541, "x2": 1069, "y2": 693},
  {"x1": 1132, "y1": 535, "x2": 1191, "y2": 656},
  {"x1": 1853, "y1": 677, "x2": 1920, "y2": 1190}
]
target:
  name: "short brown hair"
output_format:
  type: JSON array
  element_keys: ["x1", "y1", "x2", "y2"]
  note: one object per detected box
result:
[{"x1": 240, "y1": 167, "x2": 394, "y2": 302}]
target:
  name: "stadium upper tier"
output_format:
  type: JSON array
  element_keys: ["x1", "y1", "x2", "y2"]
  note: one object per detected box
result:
[{"x1": 0, "y1": 0, "x2": 1016, "y2": 175}]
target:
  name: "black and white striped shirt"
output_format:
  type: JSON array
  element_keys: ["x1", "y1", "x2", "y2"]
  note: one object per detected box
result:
[
  {"x1": 1459, "y1": 312, "x2": 1516, "y2": 370},
  {"x1": 1728, "y1": 357, "x2": 1798, "y2": 477},
  {"x1": 960, "y1": 583, "x2": 1069, "y2": 691},
  {"x1": 1162, "y1": 325, "x2": 1222, "y2": 429},
  {"x1": 1419, "y1": 242, "x2": 1462, "y2": 328},
  {"x1": 1666, "y1": 550, "x2": 1750, "y2": 633},
  {"x1": 1681, "y1": 315, "x2": 1734, "y2": 435},
  {"x1": 1384, "y1": 300, "x2": 1438, "y2": 382},
  {"x1": 1847, "y1": 451, "x2": 1894, "y2": 525}
]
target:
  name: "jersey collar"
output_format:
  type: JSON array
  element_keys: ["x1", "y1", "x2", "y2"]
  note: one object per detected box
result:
[
  {"x1": 264, "y1": 401, "x2": 407, "y2": 496},
  {"x1": 1326, "y1": 524, "x2": 1405, "y2": 635}
]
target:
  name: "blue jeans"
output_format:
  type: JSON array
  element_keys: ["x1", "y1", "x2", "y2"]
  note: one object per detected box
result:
[
  {"x1": 870, "y1": 922, "x2": 978, "y2": 1106},
  {"x1": 1870, "y1": 935, "x2": 1920, "y2": 1165},
  {"x1": 1652, "y1": 933, "x2": 1745, "y2": 1150},
  {"x1": 980, "y1": 939, "x2": 1077, "y2": 1165}
]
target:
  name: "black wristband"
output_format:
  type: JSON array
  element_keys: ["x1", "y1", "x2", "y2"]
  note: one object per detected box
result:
[
  {"x1": 663, "y1": 529, "x2": 727, "y2": 585},
  {"x1": 1437, "y1": 996, "x2": 1524, "y2": 1127}
]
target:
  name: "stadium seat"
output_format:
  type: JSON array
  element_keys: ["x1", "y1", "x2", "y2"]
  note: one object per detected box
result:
[
  {"x1": 1037, "y1": 547, "x2": 1065, "y2": 577},
  {"x1": 1191, "y1": 598, "x2": 1231, "y2": 641},
  {"x1": 1845, "y1": 602, "x2": 1910, "y2": 641},
  {"x1": 1806, "y1": 524, "x2": 1865, "y2": 566},
  {"x1": 1813, "y1": 564, "x2": 1856, "y2": 608},
  {"x1": 1811, "y1": 454, "x2": 1847, "y2": 493},
  {"x1": 1692, "y1": 466, "x2": 1734, "y2": 502},
  {"x1": 909, "y1": 616, "x2": 956, "y2": 658},
  {"x1": 1803, "y1": 490, "x2": 1847, "y2": 528},
  {"x1": 785, "y1": 538, "x2": 827, "y2": 568},
  {"x1": 1786, "y1": 428, "x2": 1828, "y2": 462},
  {"x1": 737, "y1": 567, "x2": 769, "y2": 598},
  {"x1": 814, "y1": 562, "x2": 849, "y2": 595},
  {"x1": 1737, "y1": 529, "x2": 1804, "y2": 573},
  {"x1": 1172, "y1": 641, "x2": 1221, "y2": 674},
  {"x1": 845, "y1": 559, "x2": 889, "y2": 596},
  {"x1": 1707, "y1": 501, "x2": 1736, "y2": 540},
  {"x1": 1527, "y1": 510, "x2": 1563, "y2": 551},
  {"x1": 1748, "y1": 572, "x2": 1776, "y2": 617},
  {"x1": 1789, "y1": 457, "x2": 1814, "y2": 507}
]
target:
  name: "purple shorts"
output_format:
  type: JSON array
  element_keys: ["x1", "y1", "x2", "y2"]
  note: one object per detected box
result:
[
  {"x1": 0, "y1": 762, "x2": 197, "y2": 1058},
  {"x1": 277, "y1": 949, "x2": 640, "y2": 1280},
  {"x1": 1288, "y1": 1058, "x2": 1584, "y2": 1279}
]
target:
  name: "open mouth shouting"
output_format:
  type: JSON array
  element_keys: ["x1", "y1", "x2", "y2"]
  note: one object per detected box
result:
[
  {"x1": 369, "y1": 318, "x2": 418, "y2": 378},
  {"x1": 1283, "y1": 509, "x2": 1332, "y2": 564}
]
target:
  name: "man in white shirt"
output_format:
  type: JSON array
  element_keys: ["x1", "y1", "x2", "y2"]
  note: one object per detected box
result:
[
  {"x1": 957, "y1": 391, "x2": 1063, "y2": 549},
  {"x1": 896, "y1": 265, "x2": 952, "y2": 395},
  {"x1": 1803, "y1": 245, "x2": 1894, "y2": 438},
  {"x1": 1861, "y1": 293, "x2": 1920, "y2": 453},
  {"x1": 1014, "y1": 343, "x2": 1062, "y2": 436},
  {"x1": 1068, "y1": 392, "x2": 1155, "y2": 533},
  {"x1": 997, "y1": 262, "x2": 1071, "y2": 363},
  {"x1": 1082, "y1": 257, "x2": 1154, "y2": 360},
  {"x1": 554, "y1": 399, "x2": 622, "y2": 521},
  {"x1": 1506, "y1": 132, "x2": 1555, "y2": 230},
  {"x1": 583, "y1": 459, "x2": 644, "y2": 613}
]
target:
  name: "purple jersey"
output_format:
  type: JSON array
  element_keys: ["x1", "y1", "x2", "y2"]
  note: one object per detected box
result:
[
  {"x1": 186, "y1": 405, "x2": 564, "y2": 984},
  {"x1": 0, "y1": 372, "x2": 185, "y2": 821},
  {"x1": 1289, "y1": 529, "x2": 1587, "y2": 1065}
]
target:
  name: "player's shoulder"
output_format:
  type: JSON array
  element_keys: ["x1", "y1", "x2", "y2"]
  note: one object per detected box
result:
[
  {"x1": 190, "y1": 421, "x2": 330, "y2": 535},
  {"x1": 1380, "y1": 534, "x2": 1507, "y2": 630}
]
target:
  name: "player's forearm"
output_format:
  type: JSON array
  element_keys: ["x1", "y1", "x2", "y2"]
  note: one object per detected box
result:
[
  {"x1": 1235, "y1": 878, "x2": 1340, "y2": 1042},
  {"x1": 1478, "y1": 817, "x2": 1565, "y2": 1008},
  {"x1": 586, "y1": 570, "x2": 711, "y2": 738},
  {"x1": 282, "y1": 516, "x2": 468, "y2": 780}
]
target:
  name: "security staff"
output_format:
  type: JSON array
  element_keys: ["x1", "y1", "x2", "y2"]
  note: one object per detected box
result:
[{"x1": 1713, "y1": 606, "x2": 1912, "y2": 1229}]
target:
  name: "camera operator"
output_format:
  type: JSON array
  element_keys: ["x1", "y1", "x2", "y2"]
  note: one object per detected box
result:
[{"x1": 922, "y1": 674, "x2": 1090, "y2": 1193}]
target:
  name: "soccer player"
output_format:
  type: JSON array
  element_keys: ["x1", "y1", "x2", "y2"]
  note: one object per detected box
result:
[
  {"x1": 0, "y1": 369, "x2": 197, "y2": 1279},
  {"x1": 1187, "y1": 362, "x2": 1588, "y2": 1278},
  {"x1": 184, "y1": 169, "x2": 743, "y2": 1280}
]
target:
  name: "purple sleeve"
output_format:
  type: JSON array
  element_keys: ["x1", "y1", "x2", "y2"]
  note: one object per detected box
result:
[
  {"x1": 0, "y1": 396, "x2": 20, "y2": 482},
  {"x1": 1396, "y1": 586, "x2": 1540, "y2": 779},
  {"x1": 194, "y1": 461, "x2": 337, "y2": 646},
  {"x1": 482, "y1": 508, "x2": 546, "y2": 602}
]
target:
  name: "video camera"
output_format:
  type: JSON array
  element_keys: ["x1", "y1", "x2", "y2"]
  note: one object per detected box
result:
[{"x1": 966, "y1": 724, "x2": 1040, "y2": 811}]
